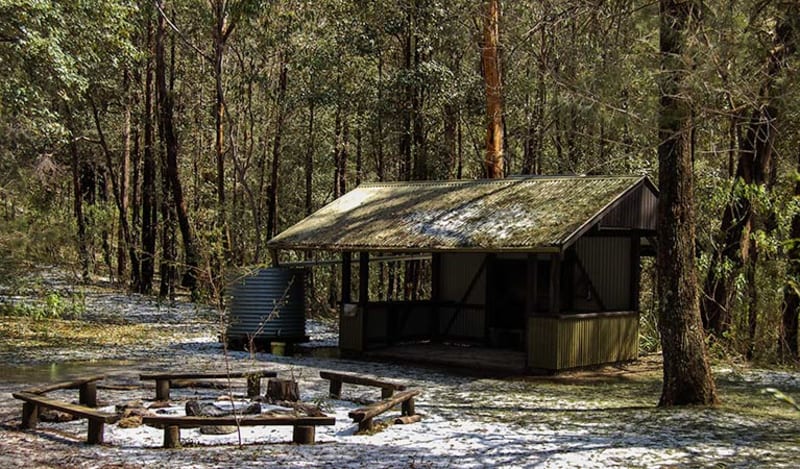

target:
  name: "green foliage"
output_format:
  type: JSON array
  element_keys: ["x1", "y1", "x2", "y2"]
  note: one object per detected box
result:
[
  {"x1": 0, "y1": 290, "x2": 86, "y2": 321},
  {"x1": 1, "y1": 0, "x2": 800, "y2": 363}
]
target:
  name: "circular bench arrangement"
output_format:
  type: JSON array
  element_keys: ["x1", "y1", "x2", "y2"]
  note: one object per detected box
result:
[{"x1": 12, "y1": 370, "x2": 421, "y2": 447}]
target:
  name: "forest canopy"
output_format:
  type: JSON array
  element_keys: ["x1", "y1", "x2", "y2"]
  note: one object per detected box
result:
[{"x1": 1, "y1": 0, "x2": 799, "y2": 365}]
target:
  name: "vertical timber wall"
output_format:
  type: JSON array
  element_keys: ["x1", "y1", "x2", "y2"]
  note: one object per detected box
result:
[{"x1": 527, "y1": 311, "x2": 639, "y2": 370}]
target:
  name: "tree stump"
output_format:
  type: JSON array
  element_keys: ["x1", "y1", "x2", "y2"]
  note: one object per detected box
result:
[{"x1": 266, "y1": 379, "x2": 299, "y2": 402}]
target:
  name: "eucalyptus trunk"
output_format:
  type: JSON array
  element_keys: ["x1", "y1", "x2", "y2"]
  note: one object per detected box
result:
[
  {"x1": 656, "y1": 0, "x2": 717, "y2": 407},
  {"x1": 156, "y1": 0, "x2": 198, "y2": 293},
  {"x1": 482, "y1": 0, "x2": 503, "y2": 178},
  {"x1": 781, "y1": 147, "x2": 800, "y2": 359},
  {"x1": 140, "y1": 18, "x2": 157, "y2": 294}
]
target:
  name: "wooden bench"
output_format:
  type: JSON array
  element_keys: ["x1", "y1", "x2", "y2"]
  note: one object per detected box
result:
[
  {"x1": 348, "y1": 389, "x2": 420, "y2": 432},
  {"x1": 23, "y1": 374, "x2": 105, "y2": 407},
  {"x1": 141, "y1": 415, "x2": 336, "y2": 447},
  {"x1": 12, "y1": 391, "x2": 118, "y2": 444},
  {"x1": 139, "y1": 370, "x2": 277, "y2": 400},
  {"x1": 319, "y1": 370, "x2": 406, "y2": 399}
]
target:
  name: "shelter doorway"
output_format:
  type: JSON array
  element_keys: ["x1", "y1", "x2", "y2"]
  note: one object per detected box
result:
[{"x1": 486, "y1": 258, "x2": 526, "y2": 350}]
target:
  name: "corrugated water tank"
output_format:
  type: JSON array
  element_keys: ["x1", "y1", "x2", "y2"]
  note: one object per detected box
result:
[{"x1": 227, "y1": 267, "x2": 307, "y2": 344}]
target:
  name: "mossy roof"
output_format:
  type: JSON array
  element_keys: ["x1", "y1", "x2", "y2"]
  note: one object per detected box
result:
[{"x1": 268, "y1": 175, "x2": 653, "y2": 252}]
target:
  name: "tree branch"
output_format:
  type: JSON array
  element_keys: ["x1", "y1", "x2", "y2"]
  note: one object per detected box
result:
[{"x1": 153, "y1": 0, "x2": 214, "y2": 63}]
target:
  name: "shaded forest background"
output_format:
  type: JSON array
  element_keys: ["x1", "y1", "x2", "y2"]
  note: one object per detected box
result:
[{"x1": 1, "y1": 0, "x2": 800, "y2": 364}]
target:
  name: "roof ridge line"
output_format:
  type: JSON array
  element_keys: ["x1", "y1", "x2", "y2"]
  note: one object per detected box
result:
[{"x1": 358, "y1": 175, "x2": 640, "y2": 188}]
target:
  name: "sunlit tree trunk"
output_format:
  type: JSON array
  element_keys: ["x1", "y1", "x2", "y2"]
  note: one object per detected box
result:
[
  {"x1": 118, "y1": 70, "x2": 132, "y2": 282},
  {"x1": 656, "y1": 0, "x2": 717, "y2": 407},
  {"x1": 376, "y1": 53, "x2": 385, "y2": 182},
  {"x1": 482, "y1": 0, "x2": 503, "y2": 178}
]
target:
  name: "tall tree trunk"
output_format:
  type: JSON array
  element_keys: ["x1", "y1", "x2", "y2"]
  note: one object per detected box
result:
[
  {"x1": 80, "y1": 158, "x2": 98, "y2": 271},
  {"x1": 266, "y1": 52, "x2": 288, "y2": 240},
  {"x1": 65, "y1": 105, "x2": 90, "y2": 282},
  {"x1": 400, "y1": 13, "x2": 413, "y2": 181},
  {"x1": 90, "y1": 99, "x2": 141, "y2": 292},
  {"x1": 212, "y1": 0, "x2": 233, "y2": 259},
  {"x1": 130, "y1": 68, "x2": 142, "y2": 290},
  {"x1": 702, "y1": 11, "x2": 796, "y2": 337},
  {"x1": 140, "y1": 5, "x2": 157, "y2": 295},
  {"x1": 656, "y1": 0, "x2": 717, "y2": 406},
  {"x1": 376, "y1": 53, "x2": 385, "y2": 182},
  {"x1": 745, "y1": 237, "x2": 759, "y2": 360},
  {"x1": 781, "y1": 148, "x2": 800, "y2": 359},
  {"x1": 118, "y1": 70, "x2": 132, "y2": 282},
  {"x1": 159, "y1": 189, "x2": 177, "y2": 298},
  {"x1": 355, "y1": 125, "x2": 362, "y2": 186},
  {"x1": 98, "y1": 169, "x2": 113, "y2": 279},
  {"x1": 305, "y1": 99, "x2": 315, "y2": 217},
  {"x1": 456, "y1": 116, "x2": 463, "y2": 179},
  {"x1": 156, "y1": 0, "x2": 198, "y2": 292},
  {"x1": 443, "y1": 103, "x2": 457, "y2": 179},
  {"x1": 333, "y1": 105, "x2": 349, "y2": 198},
  {"x1": 482, "y1": 0, "x2": 503, "y2": 178},
  {"x1": 411, "y1": 35, "x2": 426, "y2": 181}
]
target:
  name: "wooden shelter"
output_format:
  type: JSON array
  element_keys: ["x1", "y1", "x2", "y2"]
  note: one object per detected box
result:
[{"x1": 268, "y1": 175, "x2": 658, "y2": 372}]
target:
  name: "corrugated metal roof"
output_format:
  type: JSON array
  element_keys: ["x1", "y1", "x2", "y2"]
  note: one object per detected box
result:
[{"x1": 268, "y1": 176, "x2": 652, "y2": 252}]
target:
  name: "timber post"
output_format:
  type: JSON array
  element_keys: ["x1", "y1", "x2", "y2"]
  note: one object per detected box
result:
[
  {"x1": 549, "y1": 252, "x2": 562, "y2": 314},
  {"x1": 341, "y1": 252, "x2": 352, "y2": 304},
  {"x1": 292, "y1": 425, "x2": 316, "y2": 444},
  {"x1": 630, "y1": 236, "x2": 641, "y2": 311},
  {"x1": 401, "y1": 398, "x2": 415, "y2": 416},
  {"x1": 358, "y1": 252, "x2": 369, "y2": 305},
  {"x1": 329, "y1": 380, "x2": 342, "y2": 399},
  {"x1": 155, "y1": 379, "x2": 170, "y2": 401},
  {"x1": 359, "y1": 252, "x2": 369, "y2": 351},
  {"x1": 79, "y1": 381, "x2": 97, "y2": 407},
  {"x1": 164, "y1": 425, "x2": 181, "y2": 448},
  {"x1": 430, "y1": 253, "x2": 441, "y2": 341},
  {"x1": 87, "y1": 419, "x2": 105, "y2": 445},
  {"x1": 269, "y1": 248, "x2": 280, "y2": 267},
  {"x1": 21, "y1": 402, "x2": 38, "y2": 429}
]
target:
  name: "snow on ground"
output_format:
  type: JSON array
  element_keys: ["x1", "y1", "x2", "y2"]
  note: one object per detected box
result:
[{"x1": 1, "y1": 276, "x2": 799, "y2": 468}]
